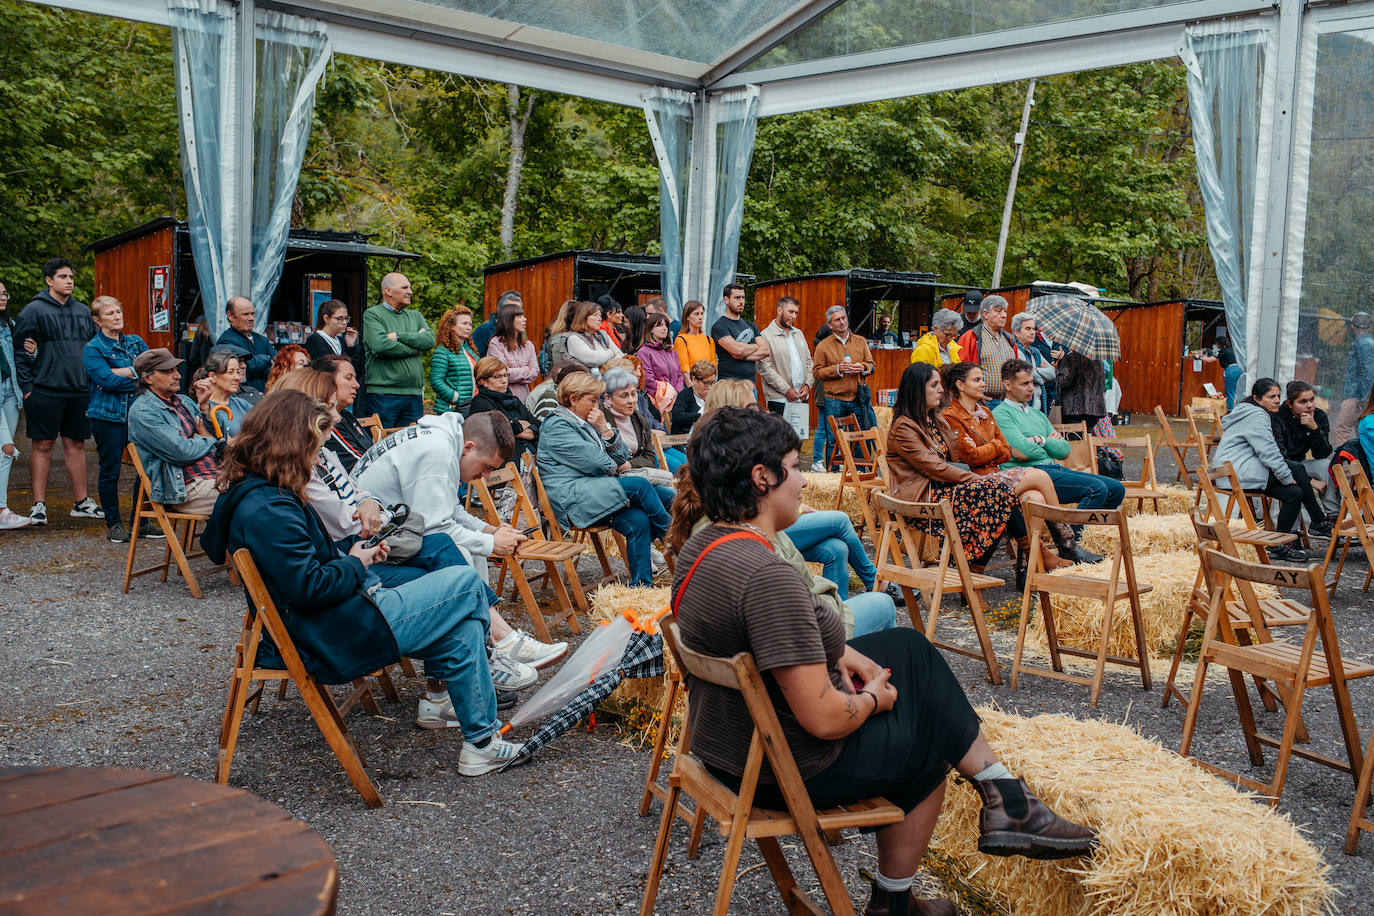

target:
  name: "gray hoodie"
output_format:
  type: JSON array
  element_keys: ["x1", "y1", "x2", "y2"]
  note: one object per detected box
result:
[{"x1": 1211, "y1": 400, "x2": 1295, "y2": 490}]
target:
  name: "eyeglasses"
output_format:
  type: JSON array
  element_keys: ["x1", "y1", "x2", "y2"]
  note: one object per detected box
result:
[{"x1": 485, "y1": 371, "x2": 510, "y2": 380}]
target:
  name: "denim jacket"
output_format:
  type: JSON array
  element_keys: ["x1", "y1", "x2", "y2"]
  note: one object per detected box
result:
[
  {"x1": 128, "y1": 391, "x2": 217, "y2": 504},
  {"x1": 0, "y1": 320, "x2": 19, "y2": 406},
  {"x1": 83, "y1": 332, "x2": 149, "y2": 423}
]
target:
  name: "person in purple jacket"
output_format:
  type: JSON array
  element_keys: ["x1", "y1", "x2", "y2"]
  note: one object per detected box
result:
[{"x1": 636, "y1": 312, "x2": 685, "y2": 397}]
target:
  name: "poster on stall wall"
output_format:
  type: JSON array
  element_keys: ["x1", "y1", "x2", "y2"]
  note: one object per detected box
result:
[{"x1": 149, "y1": 266, "x2": 171, "y2": 332}]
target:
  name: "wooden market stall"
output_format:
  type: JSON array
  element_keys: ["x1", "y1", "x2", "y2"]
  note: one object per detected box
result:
[
  {"x1": 481, "y1": 250, "x2": 665, "y2": 343},
  {"x1": 751, "y1": 268, "x2": 941, "y2": 415},
  {"x1": 88, "y1": 216, "x2": 419, "y2": 354}
]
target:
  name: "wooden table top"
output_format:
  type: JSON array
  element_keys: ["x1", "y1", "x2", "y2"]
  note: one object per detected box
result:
[{"x1": 0, "y1": 765, "x2": 337, "y2": 915}]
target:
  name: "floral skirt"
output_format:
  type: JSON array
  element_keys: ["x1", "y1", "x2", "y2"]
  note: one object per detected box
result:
[{"x1": 926, "y1": 478, "x2": 1020, "y2": 560}]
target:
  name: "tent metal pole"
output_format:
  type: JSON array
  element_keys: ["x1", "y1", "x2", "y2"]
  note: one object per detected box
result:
[
  {"x1": 233, "y1": 0, "x2": 256, "y2": 303},
  {"x1": 991, "y1": 78, "x2": 1035, "y2": 289}
]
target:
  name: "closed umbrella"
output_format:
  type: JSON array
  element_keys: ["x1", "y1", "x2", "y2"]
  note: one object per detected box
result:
[{"x1": 1031, "y1": 294, "x2": 1121, "y2": 361}]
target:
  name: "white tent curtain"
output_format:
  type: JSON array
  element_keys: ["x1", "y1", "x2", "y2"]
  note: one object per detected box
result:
[
  {"x1": 705, "y1": 86, "x2": 760, "y2": 329},
  {"x1": 642, "y1": 87, "x2": 695, "y2": 320},
  {"x1": 1179, "y1": 19, "x2": 1277, "y2": 384},
  {"x1": 251, "y1": 10, "x2": 332, "y2": 333},
  {"x1": 170, "y1": 0, "x2": 236, "y2": 339},
  {"x1": 170, "y1": 0, "x2": 331, "y2": 339}
]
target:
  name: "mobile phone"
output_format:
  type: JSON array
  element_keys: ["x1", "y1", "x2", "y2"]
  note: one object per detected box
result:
[{"x1": 361, "y1": 503, "x2": 410, "y2": 549}]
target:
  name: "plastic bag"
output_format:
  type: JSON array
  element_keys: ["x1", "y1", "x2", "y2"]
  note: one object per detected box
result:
[{"x1": 506, "y1": 614, "x2": 636, "y2": 728}]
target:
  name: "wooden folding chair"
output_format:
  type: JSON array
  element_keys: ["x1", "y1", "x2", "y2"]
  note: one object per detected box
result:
[
  {"x1": 1052, "y1": 421, "x2": 1096, "y2": 473},
  {"x1": 121, "y1": 443, "x2": 222, "y2": 600},
  {"x1": 1195, "y1": 462, "x2": 1298, "y2": 563},
  {"x1": 217, "y1": 549, "x2": 384, "y2": 808},
  {"x1": 1154, "y1": 405, "x2": 1197, "y2": 486},
  {"x1": 872, "y1": 493, "x2": 1003, "y2": 683},
  {"x1": 641, "y1": 621, "x2": 905, "y2": 916},
  {"x1": 1321, "y1": 462, "x2": 1374, "y2": 597},
  {"x1": 469, "y1": 462, "x2": 587, "y2": 643},
  {"x1": 530, "y1": 465, "x2": 629, "y2": 588},
  {"x1": 1092, "y1": 433, "x2": 1167, "y2": 513},
  {"x1": 358, "y1": 412, "x2": 384, "y2": 444},
  {"x1": 652, "y1": 430, "x2": 690, "y2": 472},
  {"x1": 1348, "y1": 722, "x2": 1374, "y2": 854},
  {"x1": 1182, "y1": 404, "x2": 1220, "y2": 469},
  {"x1": 829, "y1": 416, "x2": 886, "y2": 537},
  {"x1": 1161, "y1": 509, "x2": 1311, "y2": 719},
  {"x1": 1179, "y1": 548, "x2": 1374, "y2": 806},
  {"x1": 638, "y1": 667, "x2": 709, "y2": 859},
  {"x1": 1011, "y1": 504, "x2": 1153, "y2": 707}
]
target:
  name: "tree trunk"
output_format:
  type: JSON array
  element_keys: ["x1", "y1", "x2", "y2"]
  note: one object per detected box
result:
[{"x1": 500, "y1": 84, "x2": 536, "y2": 261}]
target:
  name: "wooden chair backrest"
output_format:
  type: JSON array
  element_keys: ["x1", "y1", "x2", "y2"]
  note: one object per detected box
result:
[
  {"x1": 359, "y1": 413, "x2": 384, "y2": 444},
  {"x1": 1154, "y1": 405, "x2": 1181, "y2": 449},
  {"x1": 126, "y1": 442, "x2": 154, "y2": 497},
  {"x1": 1336, "y1": 461, "x2": 1374, "y2": 522},
  {"x1": 829, "y1": 413, "x2": 861, "y2": 437},
  {"x1": 1208, "y1": 461, "x2": 1263, "y2": 530},
  {"x1": 1197, "y1": 546, "x2": 1324, "y2": 650},
  {"x1": 872, "y1": 491, "x2": 974, "y2": 591},
  {"x1": 1185, "y1": 403, "x2": 1221, "y2": 445},
  {"x1": 1093, "y1": 432, "x2": 1160, "y2": 491},
  {"x1": 231, "y1": 548, "x2": 314, "y2": 680},
  {"x1": 529, "y1": 465, "x2": 571, "y2": 540},
  {"x1": 469, "y1": 462, "x2": 543, "y2": 534},
  {"x1": 1189, "y1": 507, "x2": 1265, "y2": 622},
  {"x1": 1023, "y1": 501, "x2": 1138, "y2": 596},
  {"x1": 1053, "y1": 421, "x2": 1096, "y2": 473},
  {"x1": 652, "y1": 430, "x2": 690, "y2": 472}
]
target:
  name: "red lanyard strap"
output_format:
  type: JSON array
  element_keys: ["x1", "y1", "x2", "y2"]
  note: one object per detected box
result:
[{"x1": 672, "y1": 530, "x2": 772, "y2": 617}]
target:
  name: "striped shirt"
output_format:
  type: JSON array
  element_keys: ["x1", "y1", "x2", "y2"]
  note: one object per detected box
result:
[{"x1": 167, "y1": 395, "x2": 219, "y2": 481}]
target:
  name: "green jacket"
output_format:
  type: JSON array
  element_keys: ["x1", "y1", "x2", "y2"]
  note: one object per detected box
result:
[
  {"x1": 362, "y1": 303, "x2": 434, "y2": 395},
  {"x1": 992, "y1": 399, "x2": 1071, "y2": 468},
  {"x1": 429, "y1": 343, "x2": 476, "y2": 413}
]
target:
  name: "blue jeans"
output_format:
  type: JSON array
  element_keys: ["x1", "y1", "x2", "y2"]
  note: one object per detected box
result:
[
  {"x1": 369, "y1": 393, "x2": 424, "y2": 429},
  {"x1": 374, "y1": 565, "x2": 497, "y2": 742},
  {"x1": 371, "y1": 533, "x2": 499, "y2": 610},
  {"x1": 785, "y1": 510, "x2": 877, "y2": 599},
  {"x1": 663, "y1": 447, "x2": 686, "y2": 473},
  {"x1": 1040, "y1": 464, "x2": 1125, "y2": 511},
  {"x1": 88, "y1": 417, "x2": 129, "y2": 527},
  {"x1": 812, "y1": 396, "x2": 875, "y2": 470},
  {"x1": 1224, "y1": 363, "x2": 1243, "y2": 411},
  {"x1": 602, "y1": 475, "x2": 672, "y2": 587},
  {"x1": 0, "y1": 397, "x2": 17, "y2": 510},
  {"x1": 849, "y1": 591, "x2": 897, "y2": 637}
]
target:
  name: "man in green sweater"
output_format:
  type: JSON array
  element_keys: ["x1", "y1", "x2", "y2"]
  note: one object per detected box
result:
[
  {"x1": 363, "y1": 273, "x2": 435, "y2": 427},
  {"x1": 992, "y1": 357, "x2": 1124, "y2": 515}
]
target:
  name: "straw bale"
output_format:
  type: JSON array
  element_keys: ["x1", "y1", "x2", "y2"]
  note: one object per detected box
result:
[
  {"x1": 1030, "y1": 551, "x2": 1275, "y2": 659},
  {"x1": 875, "y1": 405, "x2": 893, "y2": 435},
  {"x1": 1121, "y1": 484, "x2": 1196, "y2": 516},
  {"x1": 1081, "y1": 514, "x2": 1259, "y2": 560},
  {"x1": 932, "y1": 706, "x2": 1332, "y2": 916},
  {"x1": 802, "y1": 472, "x2": 871, "y2": 525}
]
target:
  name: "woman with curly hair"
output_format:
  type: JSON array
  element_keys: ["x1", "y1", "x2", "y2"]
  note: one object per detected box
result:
[{"x1": 430, "y1": 307, "x2": 479, "y2": 415}]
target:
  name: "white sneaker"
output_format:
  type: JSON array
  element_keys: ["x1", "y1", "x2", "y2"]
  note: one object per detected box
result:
[
  {"x1": 416, "y1": 694, "x2": 462, "y2": 730},
  {"x1": 494, "y1": 629, "x2": 568, "y2": 669},
  {"x1": 650, "y1": 547, "x2": 667, "y2": 571},
  {"x1": 70, "y1": 497, "x2": 102, "y2": 519},
  {"x1": 29, "y1": 501, "x2": 47, "y2": 525},
  {"x1": 458, "y1": 734, "x2": 524, "y2": 776},
  {"x1": 810, "y1": 461, "x2": 826, "y2": 473},
  {"x1": 0, "y1": 508, "x2": 32, "y2": 530},
  {"x1": 489, "y1": 652, "x2": 537, "y2": 690}
]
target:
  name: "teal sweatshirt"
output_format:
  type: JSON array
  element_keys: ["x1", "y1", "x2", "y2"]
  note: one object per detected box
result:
[
  {"x1": 992, "y1": 399, "x2": 1072, "y2": 468},
  {"x1": 362, "y1": 303, "x2": 435, "y2": 395}
]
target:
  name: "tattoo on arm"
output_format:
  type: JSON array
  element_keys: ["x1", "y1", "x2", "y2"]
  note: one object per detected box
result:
[{"x1": 844, "y1": 693, "x2": 859, "y2": 721}]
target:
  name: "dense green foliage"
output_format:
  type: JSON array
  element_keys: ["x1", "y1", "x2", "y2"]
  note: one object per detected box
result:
[{"x1": 0, "y1": 0, "x2": 1217, "y2": 320}]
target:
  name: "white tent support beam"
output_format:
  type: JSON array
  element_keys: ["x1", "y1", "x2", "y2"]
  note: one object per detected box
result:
[
  {"x1": 231, "y1": 0, "x2": 255, "y2": 302},
  {"x1": 701, "y1": 0, "x2": 849, "y2": 85}
]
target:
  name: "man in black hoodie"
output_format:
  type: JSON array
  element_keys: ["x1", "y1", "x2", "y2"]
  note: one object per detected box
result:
[
  {"x1": 13, "y1": 258, "x2": 100, "y2": 525},
  {"x1": 215, "y1": 297, "x2": 275, "y2": 392}
]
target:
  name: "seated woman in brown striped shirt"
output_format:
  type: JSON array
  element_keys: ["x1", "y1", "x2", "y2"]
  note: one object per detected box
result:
[{"x1": 669, "y1": 408, "x2": 1095, "y2": 916}]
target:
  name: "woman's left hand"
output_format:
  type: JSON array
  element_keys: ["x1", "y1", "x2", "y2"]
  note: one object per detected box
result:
[{"x1": 837, "y1": 646, "x2": 883, "y2": 693}]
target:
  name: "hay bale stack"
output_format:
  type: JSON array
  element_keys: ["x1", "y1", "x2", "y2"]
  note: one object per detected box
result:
[
  {"x1": 802, "y1": 472, "x2": 872, "y2": 524},
  {"x1": 875, "y1": 405, "x2": 893, "y2": 435},
  {"x1": 933, "y1": 707, "x2": 1332, "y2": 916},
  {"x1": 1029, "y1": 551, "x2": 1276, "y2": 659},
  {"x1": 1121, "y1": 484, "x2": 1196, "y2": 516},
  {"x1": 1080, "y1": 514, "x2": 1258, "y2": 559}
]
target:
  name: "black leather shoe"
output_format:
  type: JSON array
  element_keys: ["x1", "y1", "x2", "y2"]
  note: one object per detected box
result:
[
  {"x1": 973, "y1": 778, "x2": 1097, "y2": 860},
  {"x1": 864, "y1": 883, "x2": 956, "y2": 915}
]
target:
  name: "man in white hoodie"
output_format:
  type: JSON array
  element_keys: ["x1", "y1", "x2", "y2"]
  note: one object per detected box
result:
[{"x1": 354, "y1": 410, "x2": 567, "y2": 669}]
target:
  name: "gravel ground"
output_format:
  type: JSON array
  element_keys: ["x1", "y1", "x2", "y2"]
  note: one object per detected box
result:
[{"x1": 3, "y1": 432, "x2": 1373, "y2": 914}]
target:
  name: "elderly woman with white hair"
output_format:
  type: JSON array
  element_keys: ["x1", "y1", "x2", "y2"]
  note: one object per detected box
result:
[
  {"x1": 911, "y1": 308, "x2": 964, "y2": 368},
  {"x1": 601, "y1": 366, "x2": 686, "y2": 473},
  {"x1": 1009, "y1": 312, "x2": 1055, "y2": 412},
  {"x1": 536, "y1": 371, "x2": 673, "y2": 587}
]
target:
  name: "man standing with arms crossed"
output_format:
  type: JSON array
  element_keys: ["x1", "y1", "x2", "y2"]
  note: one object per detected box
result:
[
  {"x1": 216, "y1": 297, "x2": 275, "y2": 394},
  {"x1": 14, "y1": 258, "x2": 101, "y2": 524},
  {"x1": 363, "y1": 272, "x2": 434, "y2": 428},
  {"x1": 711, "y1": 283, "x2": 769, "y2": 383}
]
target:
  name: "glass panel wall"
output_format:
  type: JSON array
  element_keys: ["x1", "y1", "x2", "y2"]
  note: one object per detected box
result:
[{"x1": 1294, "y1": 28, "x2": 1374, "y2": 421}]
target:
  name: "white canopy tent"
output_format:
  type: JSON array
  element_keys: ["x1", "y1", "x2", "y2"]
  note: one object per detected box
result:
[{"x1": 25, "y1": 0, "x2": 1374, "y2": 384}]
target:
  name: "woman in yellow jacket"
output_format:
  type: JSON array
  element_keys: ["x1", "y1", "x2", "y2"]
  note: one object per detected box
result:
[{"x1": 910, "y1": 308, "x2": 963, "y2": 367}]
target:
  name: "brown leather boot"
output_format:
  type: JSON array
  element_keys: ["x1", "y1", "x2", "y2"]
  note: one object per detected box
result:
[
  {"x1": 972, "y1": 777, "x2": 1097, "y2": 860},
  {"x1": 864, "y1": 884, "x2": 957, "y2": 916}
]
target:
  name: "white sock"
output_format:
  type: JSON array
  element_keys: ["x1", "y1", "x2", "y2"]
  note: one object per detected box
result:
[
  {"x1": 426, "y1": 689, "x2": 448, "y2": 703},
  {"x1": 973, "y1": 762, "x2": 1014, "y2": 782},
  {"x1": 873, "y1": 869, "x2": 914, "y2": 893}
]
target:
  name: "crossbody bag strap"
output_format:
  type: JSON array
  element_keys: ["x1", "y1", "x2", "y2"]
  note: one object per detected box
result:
[{"x1": 671, "y1": 530, "x2": 772, "y2": 617}]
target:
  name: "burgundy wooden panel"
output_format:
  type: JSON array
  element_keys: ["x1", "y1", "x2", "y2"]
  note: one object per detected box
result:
[
  {"x1": 754, "y1": 276, "x2": 851, "y2": 425},
  {"x1": 1101, "y1": 301, "x2": 1185, "y2": 415},
  {"x1": 92, "y1": 226, "x2": 177, "y2": 351},
  {"x1": 484, "y1": 256, "x2": 576, "y2": 345}
]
